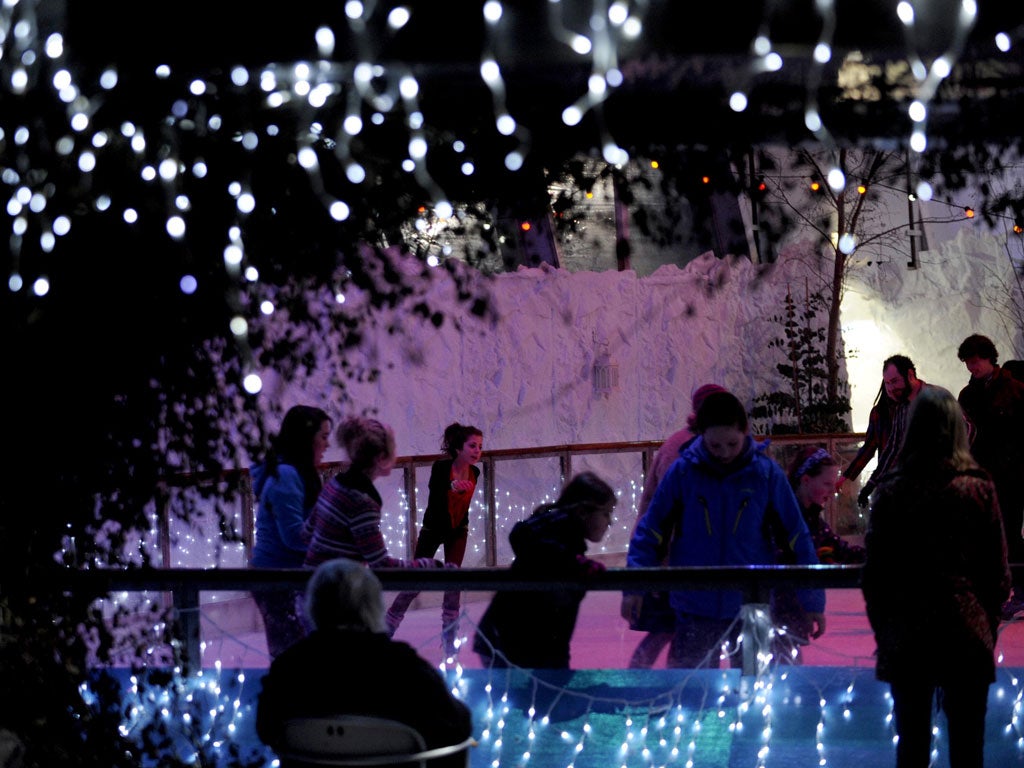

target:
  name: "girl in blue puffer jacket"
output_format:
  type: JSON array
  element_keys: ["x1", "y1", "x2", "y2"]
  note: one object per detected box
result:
[{"x1": 622, "y1": 390, "x2": 826, "y2": 668}]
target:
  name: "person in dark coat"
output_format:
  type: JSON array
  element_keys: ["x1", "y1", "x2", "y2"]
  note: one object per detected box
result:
[
  {"x1": 387, "y1": 423, "x2": 483, "y2": 653},
  {"x1": 862, "y1": 386, "x2": 1010, "y2": 768},
  {"x1": 1001, "y1": 359, "x2": 1024, "y2": 382},
  {"x1": 838, "y1": 355, "x2": 926, "y2": 507},
  {"x1": 957, "y1": 334, "x2": 1024, "y2": 618},
  {"x1": 473, "y1": 472, "x2": 615, "y2": 669},
  {"x1": 256, "y1": 558, "x2": 472, "y2": 768}
]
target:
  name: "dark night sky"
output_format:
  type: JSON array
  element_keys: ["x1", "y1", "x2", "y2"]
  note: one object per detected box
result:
[{"x1": 59, "y1": 0, "x2": 1024, "y2": 149}]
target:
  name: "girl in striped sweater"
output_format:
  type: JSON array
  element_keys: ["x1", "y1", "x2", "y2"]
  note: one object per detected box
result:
[{"x1": 304, "y1": 416, "x2": 443, "y2": 574}]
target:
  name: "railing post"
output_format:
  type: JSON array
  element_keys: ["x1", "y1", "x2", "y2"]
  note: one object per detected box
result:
[
  {"x1": 484, "y1": 457, "x2": 497, "y2": 566},
  {"x1": 157, "y1": 482, "x2": 172, "y2": 569},
  {"x1": 403, "y1": 464, "x2": 418, "y2": 558},
  {"x1": 739, "y1": 603, "x2": 773, "y2": 677},
  {"x1": 173, "y1": 583, "x2": 202, "y2": 670},
  {"x1": 240, "y1": 470, "x2": 254, "y2": 566},
  {"x1": 641, "y1": 446, "x2": 654, "y2": 476},
  {"x1": 155, "y1": 483, "x2": 178, "y2": 618}
]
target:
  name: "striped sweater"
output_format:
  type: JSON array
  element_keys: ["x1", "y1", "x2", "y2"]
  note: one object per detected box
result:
[{"x1": 303, "y1": 467, "x2": 436, "y2": 570}]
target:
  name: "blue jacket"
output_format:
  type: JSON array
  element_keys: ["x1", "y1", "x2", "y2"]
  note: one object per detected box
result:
[
  {"x1": 251, "y1": 462, "x2": 312, "y2": 568},
  {"x1": 628, "y1": 435, "x2": 825, "y2": 619}
]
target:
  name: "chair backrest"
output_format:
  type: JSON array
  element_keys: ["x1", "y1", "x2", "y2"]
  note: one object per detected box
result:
[{"x1": 278, "y1": 715, "x2": 472, "y2": 768}]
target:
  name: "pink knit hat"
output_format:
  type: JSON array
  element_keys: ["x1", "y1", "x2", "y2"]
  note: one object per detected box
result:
[{"x1": 691, "y1": 383, "x2": 728, "y2": 411}]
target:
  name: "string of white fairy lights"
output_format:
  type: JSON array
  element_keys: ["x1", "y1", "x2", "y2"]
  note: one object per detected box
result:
[
  {"x1": 3, "y1": 2, "x2": 1018, "y2": 390},
  {"x1": 88, "y1": 606, "x2": 1024, "y2": 767},
  {"x1": 9, "y1": 4, "x2": 1024, "y2": 758}
]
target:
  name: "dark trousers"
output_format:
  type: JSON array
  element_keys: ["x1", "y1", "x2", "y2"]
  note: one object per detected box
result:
[
  {"x1": 889, "y1": 678, "x2": 990, "y2": 768},
  {"x1": 629, "y1": 631, "x2": 674, "y2": 668},
  {"x1": 668, "y1": 615, "x2": 742, "y2": 669},
  {"x1": 252, "y1": 588, "x2": 306, "y2": 659},
  {"x1": 994, "y1": 478, "x2": 1024, "y2": 595},
  {"x1": 387, "y1": 528, "x2": 468, "y2": 631}
]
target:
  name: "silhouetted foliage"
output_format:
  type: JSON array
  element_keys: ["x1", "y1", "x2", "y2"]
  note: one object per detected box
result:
[
  {"x1": 6, "y1": 2, "x2": 1024, "y2": 764},
  {"x1": 752, "y1": 285, "x2": 852, "y2": 434}
]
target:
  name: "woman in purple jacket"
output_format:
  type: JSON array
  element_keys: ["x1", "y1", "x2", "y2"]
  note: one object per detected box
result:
[{"x1": 303, "y1": 417, "x2": 445, "y2": 575}]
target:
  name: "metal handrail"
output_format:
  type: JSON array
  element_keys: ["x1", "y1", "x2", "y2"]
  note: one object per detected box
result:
[
  {"x1": 48, "y1": 562, "x2": 1024, "y2": 675},
  {"x1": 123, "y1": 432, "x2": 877, "y2": 667},
  {"x1": 43, "y1": 563, "x2": 868, "y2": 593},
  {"x1": 44, "y1": 563, "x2": 870, "y2": 671}
]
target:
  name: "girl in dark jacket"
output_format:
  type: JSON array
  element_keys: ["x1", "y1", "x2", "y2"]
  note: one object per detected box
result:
[
  {"x1": 386, "y1": 423, "x2": 483, "y2": 653},
  {"x1": 473, "y1": 471, "x2": 614, "y2": 669},
  {"x1": 862, "y1": 386, "x2": 1010, "y2": 768}
]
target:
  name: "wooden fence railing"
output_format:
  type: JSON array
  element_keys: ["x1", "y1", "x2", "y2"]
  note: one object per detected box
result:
[
  {"x1": 113, "y1": 431, "x2": 875, "y2": 670},
  {"x1": 45, "y1": 563, "x2": 870, "y2": 675},
  {"x1": 159, "y1": 432, "x2": 869, "y2": 568}
]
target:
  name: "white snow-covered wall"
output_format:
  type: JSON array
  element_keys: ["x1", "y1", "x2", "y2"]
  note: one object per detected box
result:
[
  {"x1": 227, "y1": 210, "x2": 1022, "y2": 566},
  {"x1": 251, "y1": 248, "x2": 848, "y2": 565},
  {"x1": 841, "y1": 221, "x2": 1023, "y2": 432},
  {"x1": 290, "y1": 250, "x2": 845, "y2": 460},
  {"x1": 278, "y1": 230, "x2": 1021, "y2": 457},
  {"x1": 173, "y1": 214, "x2": 1024, "y2": 570}
]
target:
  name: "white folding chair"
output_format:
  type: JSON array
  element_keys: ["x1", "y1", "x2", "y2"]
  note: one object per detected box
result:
[{"x1": 278, "y1": 715, "x2": 473, "y2": 768}]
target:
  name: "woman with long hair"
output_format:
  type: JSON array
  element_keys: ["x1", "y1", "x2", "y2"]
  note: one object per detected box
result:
[
  {"x1": 251, "y1": 405, "x2": 332, "y2": 658},
  {"x1": 862, "y1": 386, "x2": 1010, "y2": 767},
  {"x1": 386, "y1": 422, "x2": 483, "y2": 654}
]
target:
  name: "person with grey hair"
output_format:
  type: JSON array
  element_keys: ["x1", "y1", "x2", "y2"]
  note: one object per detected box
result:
[
  {"x1": 256, "y1": 558, "x2": 472, "y2": 767},
  {"x1": 303, "y1": 556, "x2": 389, "y2": 633}
]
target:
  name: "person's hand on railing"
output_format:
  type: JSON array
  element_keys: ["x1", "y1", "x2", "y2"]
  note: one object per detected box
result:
[
  {"x1": 807, "y1": 611, "x2": 827, "y2": 639},
  {"x1": 411, "y1": 557, "x2": 448, "y2": 568},
  {"x1": 576, "y1": 555, "x2": 605, "y2": 578}
]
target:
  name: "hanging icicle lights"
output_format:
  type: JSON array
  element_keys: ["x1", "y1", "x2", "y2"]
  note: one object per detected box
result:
[
  {"x1": 82, "y1": 624, "x2": 1024, "y2": 767},
  {"x1": 2, "y1": 0, "x2": 1020, "y2": 353}
]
